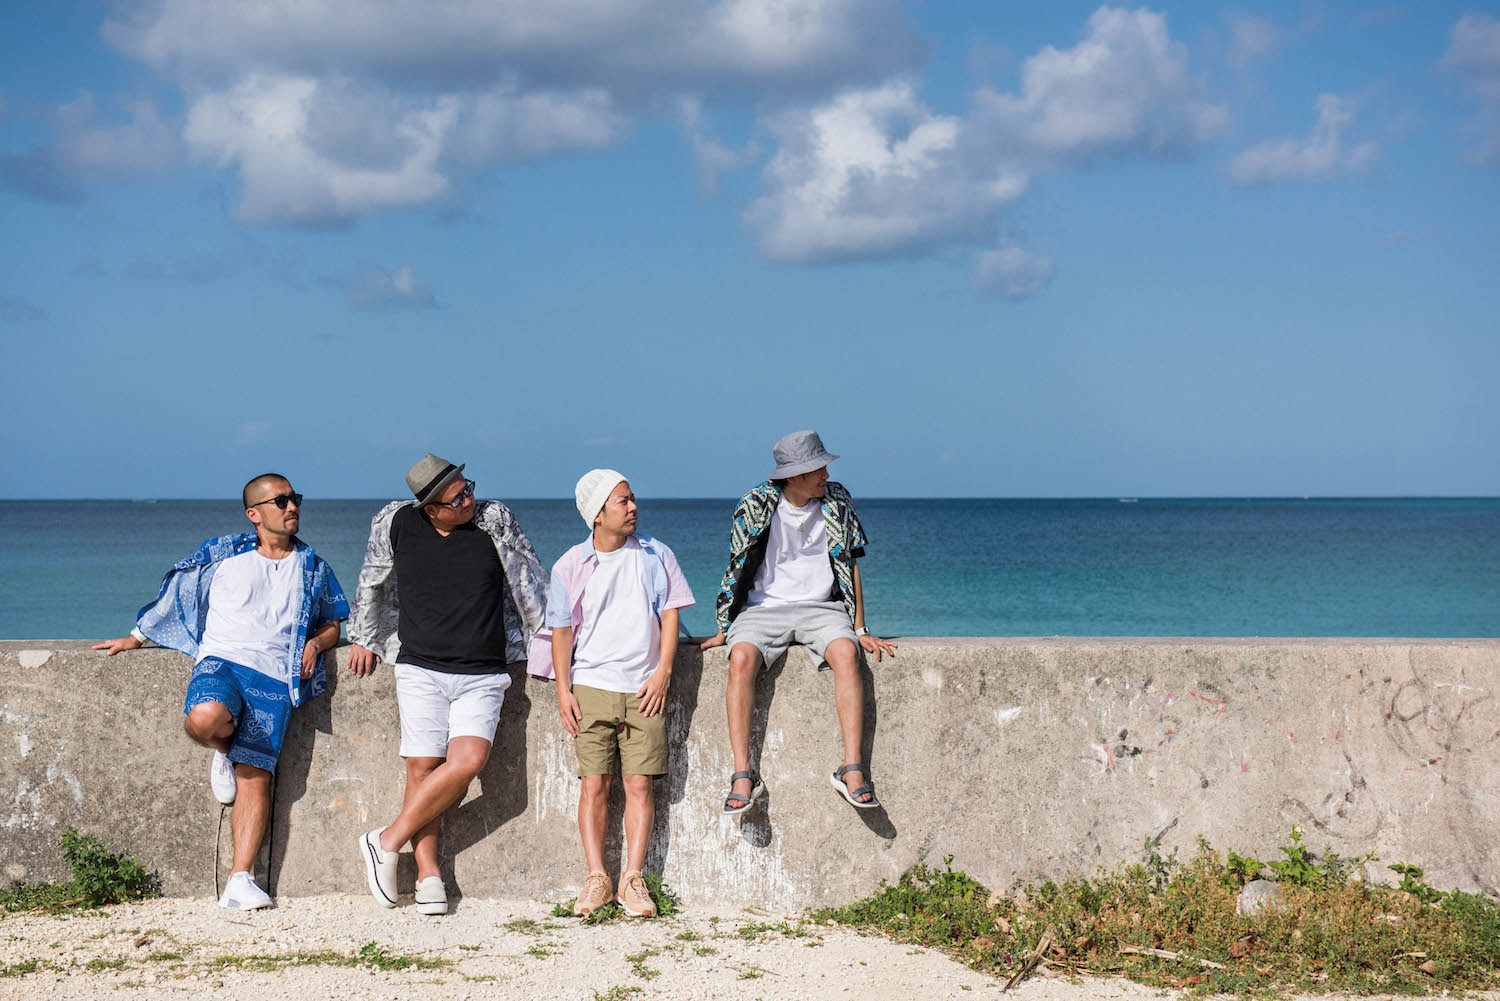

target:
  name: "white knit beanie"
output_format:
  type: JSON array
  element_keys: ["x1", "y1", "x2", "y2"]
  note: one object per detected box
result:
[{"x1": 575, "y1": 469, "x2": 627, "y2": 528}]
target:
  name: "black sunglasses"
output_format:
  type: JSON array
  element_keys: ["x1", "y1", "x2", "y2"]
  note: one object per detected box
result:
[
  {"x1": 251, "y1": 492, "x2": 303, "y2": 510},
  {"x1": 434, "y1": 480, "x2": 476, "y2": 510}
]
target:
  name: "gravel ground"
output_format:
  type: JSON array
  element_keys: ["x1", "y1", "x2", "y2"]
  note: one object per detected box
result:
[{"x1": 0, "y1": 894, "x2": 1181, "y2": 1001}]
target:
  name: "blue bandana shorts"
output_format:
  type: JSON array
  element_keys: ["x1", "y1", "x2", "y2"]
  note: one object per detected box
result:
[{"x1": 184, "y1": 657, "x2": 293, "y2": 774}]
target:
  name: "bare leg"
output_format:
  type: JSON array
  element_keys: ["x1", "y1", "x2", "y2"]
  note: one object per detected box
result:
[
  {"x1": 578, "y1": 774, "x2": 611, "y2": 873},
  {"x1": 725, "y1": 643, "x2": 763, "y2": 804},
  {"x1": 229, "y1": 764, "x2": 273, "y2": 873},
  {"x1": 823, "y1": 639, "x2": 871, "y2": 803},
  {"x1": 621, "y1": 774, "x2": 654, "y2": 873},
  {"x1": 379, "y1": 737, "x2": 490, "y2": 858},
  {"x1": 183, "y1": 703, "x2": 234, "y2": 754},
  {"x1": 401, "y1": 757, "x2": 443, "y2": 880}
]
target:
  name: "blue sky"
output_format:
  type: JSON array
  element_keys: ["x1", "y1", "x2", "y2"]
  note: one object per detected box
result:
[{"x1": 2, "y1": 1, "x2": 1497, "y2": 499}]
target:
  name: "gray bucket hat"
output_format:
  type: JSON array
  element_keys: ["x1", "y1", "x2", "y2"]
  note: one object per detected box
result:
[
  {"x1": 406, "y1": 453, "x2": 467, "y2": 506},
  {"x1": 770, "y1": 430, "x2": 839, "y2": 479}
]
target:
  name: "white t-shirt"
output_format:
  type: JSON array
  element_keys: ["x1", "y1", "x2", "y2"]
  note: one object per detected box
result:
[
  {"x1": 196, "y1": 550, "x2": 301, "y2": 683},
  {"x1": 747, "y1": 496, "x2": 837, "y2": 606},
  {"x1": 570, "y1": 537, "x2": 662, "y2": 694}
]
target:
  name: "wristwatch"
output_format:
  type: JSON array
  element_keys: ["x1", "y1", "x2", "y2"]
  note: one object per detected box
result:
[{"x1": 854, "y1": 626, "x2": 870, "y2": 637}]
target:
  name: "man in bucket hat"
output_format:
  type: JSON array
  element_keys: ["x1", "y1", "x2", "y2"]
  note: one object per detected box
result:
[
  {"x1": 346, "y1": 454, "x2": 549, "y2": 914},
  {"x1": 534, "y1": 470, "x2": 694, "y2": 917},
  {"x1": 701, "y1": 431, "x2": 897, "y2": 815}
]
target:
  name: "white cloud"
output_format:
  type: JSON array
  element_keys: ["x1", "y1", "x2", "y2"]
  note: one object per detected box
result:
[
  {"x1": 180, "y1": 73, "x2": 632, "y2": 225},
  {"x1": 675, "y1": 96, "x2": 760, "y2": 194},
  {"x1": 744, "y1": 80, "x2": 1028, "y2": 263},
  {"x1": 98, "y1": 0, "x2": 919, "y2": 223},
  {"x1": 184, "y1": 75, "x2": 456, "y2": 225},
  {"x1": 446, "y1": 85, "x2": 628, "y2": 165},
  {"x1": 1227, "y1": 13, "x2": 1281, "y2": 67},
  {"x1": 0, "y1": 92, "x2": 177, "y2": 202},
  {"x1": 1228, "y1": 93, "x2": 1376, "y2": 185},
  {"x1": 103, "y1": 0, "x2": 918, "y2": 95},
  {"x1": 744, "y1": 7, "x2": 1223, "y2": 283},
  {"x1": 972, "y1": 242, "x2": 1056, "y2": 299},
  {"x1": 344, "y1": 264, "x2": 439, "y2": 309},
  {"x1": 52, "y1": 94, "x2": 178, "y2": 176},
  {"x1": 972, "y1": 7, "x2": 1227, "y2": 165},
  {"x1": 1444, "y1": 13, "x2": 1500, "y2": 167}
]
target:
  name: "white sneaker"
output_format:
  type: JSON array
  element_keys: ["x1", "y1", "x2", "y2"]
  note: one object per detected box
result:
[
  {"x1": 218, "y1": 871, "x2": 271, "y2": 910},
  {"x1": 414, "y1": 876, "x2": 447, "y2": 916},
  {"x1": 210, "y1": 751, "x2": 237, "y2": 805},
  {"x1": 359, "y1": 829, "x2": 398, "y2": 908}
]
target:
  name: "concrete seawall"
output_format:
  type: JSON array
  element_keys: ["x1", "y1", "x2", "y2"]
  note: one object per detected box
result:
[{"x1": 3, "y1": 639, "x2": 1497, "y2": 910}]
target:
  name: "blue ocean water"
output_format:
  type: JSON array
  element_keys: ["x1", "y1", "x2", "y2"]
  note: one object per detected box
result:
[{"x1": 1, "y1": 498, "x2": 1496, "y2": 639}]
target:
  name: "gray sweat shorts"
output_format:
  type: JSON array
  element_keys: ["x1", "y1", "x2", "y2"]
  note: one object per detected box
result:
[{"x1": 725, "y1": 600, "x2": 860, "y2": 671}]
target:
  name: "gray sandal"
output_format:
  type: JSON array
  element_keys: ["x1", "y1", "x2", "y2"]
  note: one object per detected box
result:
[
  {"x1": 831, "y1": 764, "x2": 879, "y2": 809},
  {"x1": 723, "y1": 769, "x2": 765, "y2": 815}
]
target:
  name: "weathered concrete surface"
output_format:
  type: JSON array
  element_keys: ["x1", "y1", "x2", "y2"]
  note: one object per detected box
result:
[{"x1": 2, "y1": 638, "x2": 1497, "y2": 910}]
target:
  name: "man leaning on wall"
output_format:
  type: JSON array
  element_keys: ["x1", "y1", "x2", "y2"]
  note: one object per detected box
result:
[
  {"x1": 346, "y1": 453, "x2": 549, "y2": 915},
  {"x1": 93, "y1": 473, "x2": 348, "y2": 910},
  {"x1": 701, "y1": 431, "x2": 897, "y2": 816},
  {"x1": 534, "y1": 470, "x2": 695, "y2": 918}
]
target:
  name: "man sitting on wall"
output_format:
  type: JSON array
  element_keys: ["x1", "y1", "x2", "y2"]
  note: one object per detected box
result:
[
  {"x1": 94, "y1": 473, "x2": 349, "y2": 910},
  {"x1": 347, "y1": 453, "x2": 549, "y2": 915},
  {"x1": 701, "y1": 431, "x2": 897, "y2": 815}
]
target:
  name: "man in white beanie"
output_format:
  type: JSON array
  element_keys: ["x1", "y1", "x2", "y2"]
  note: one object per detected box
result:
[
  {"x1": 346, "y1": 454, "x2": 549, "y2": 915},
  {"x1": 542, "y1": 470, "x2": 694, "y2": 918}
]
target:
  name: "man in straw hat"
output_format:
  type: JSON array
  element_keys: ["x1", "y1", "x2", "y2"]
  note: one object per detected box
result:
[
  {"x1": 701, "y1": 431, "x2": 897, "y2": 814},
  {"x1": 346, "y1": 454, "x2": 549, "y2": 915},
  {"x1": 94, "y1": 473, "x2": 348, "y2": 910},
  {"x1": 530, "y1": 471, "x2": 694, "y2": 918}
]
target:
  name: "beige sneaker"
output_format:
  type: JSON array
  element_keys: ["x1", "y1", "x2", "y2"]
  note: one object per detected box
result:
[
  {"x1": 574, "y1": 871, "x2": 613, "y2": 917},
  {"x1": 616, "y1": 870, "x2": 657, "y2": 918}
]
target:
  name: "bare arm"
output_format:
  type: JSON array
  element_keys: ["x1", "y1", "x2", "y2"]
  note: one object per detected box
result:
[
  {"x1": 851, "y1": 561, "x2": 897, "y2": 662},
  {"x1": 553, "y1": 626, "x2": 581, "y2": 735},
  {"x1": 301, "y1": 619, "x2": 342, "y2": 680},
  {"x1": 636, "y1": 608, "x2": 678, "y2": 717},
  {"x1": 92, "y1": 633, "x2": 143, "y2": 656}
]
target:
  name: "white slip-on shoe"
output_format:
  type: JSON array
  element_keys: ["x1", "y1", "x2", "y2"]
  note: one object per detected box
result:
[
  {"x1": 210, "y1": 751, "x2": 237, "y2": 805},
  {"x1": 359, "y1": 828, "x2": 399, "y2": 908},
  {"x1": 218, "y1": 871, "x2": 271, "y2": 910},
  {"x1": 414, "y1": 876, "x2": 447, "y2": 916}
]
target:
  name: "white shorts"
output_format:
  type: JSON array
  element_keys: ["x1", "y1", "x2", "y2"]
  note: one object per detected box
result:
[{"x1": 393, "y1": 663, "x2": 511, "y2": 758}]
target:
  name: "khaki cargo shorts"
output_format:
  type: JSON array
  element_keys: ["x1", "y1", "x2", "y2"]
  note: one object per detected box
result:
[{"x1": 572, "y1": 684, "x2": 668, "y2": 777}]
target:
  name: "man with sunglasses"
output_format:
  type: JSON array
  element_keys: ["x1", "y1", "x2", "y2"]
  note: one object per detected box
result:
[
  {"x1": 347, "y1": 453, "x2": 549, "y2": 915},
  {"x1": 93, "y1": 473, "x2": 349, "y2": 910}
]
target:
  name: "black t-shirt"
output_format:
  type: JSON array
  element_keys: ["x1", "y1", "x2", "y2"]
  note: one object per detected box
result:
[{"x1": 391, "y1": 505, "x2": 509, "y2": 675}]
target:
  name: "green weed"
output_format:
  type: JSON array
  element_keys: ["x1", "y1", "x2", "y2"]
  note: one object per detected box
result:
[
  {"x1": 626, "y1": 947, "x2": 660, "y2": 979},
  {"x1": 84, "y1": 957, "x2": 128, "y2": 972},
  {"x1": 1, "y1": 959, "x2": 42, "y2": 977},
  {"x1": 208, "y1": 944, "x2": 446, "y2": 973},
  {"x1": 0, "y1": 828, "x2": 160, "y2": 912},
  {"x1": 815, "y1": 841, "x2": 1500, "y2": 995},
  {"x1": 592, "y1": 986, "x2": 643, "y2": 1001},
  {"x1": 1389, "y1": 863, "x2": 1448, "y2": 905}
]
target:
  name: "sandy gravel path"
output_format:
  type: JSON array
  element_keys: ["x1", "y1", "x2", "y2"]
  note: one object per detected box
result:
[{"x1": 0, "y1": 894, "x2": 1177, "y2": 1001}]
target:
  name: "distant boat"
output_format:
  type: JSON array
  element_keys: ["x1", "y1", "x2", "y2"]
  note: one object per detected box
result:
[{"x1": 1117, "y1": 498, "x2": 1139, "y2": 503}]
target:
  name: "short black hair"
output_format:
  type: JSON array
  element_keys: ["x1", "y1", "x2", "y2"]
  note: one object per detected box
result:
[
  {"x1": 242, "y1": 473, "x2": 289, "y2": 509},
  {"x1": 771, "y1": 478, "x2": 788, "y2": 489}
]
